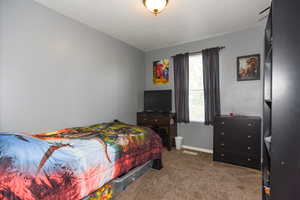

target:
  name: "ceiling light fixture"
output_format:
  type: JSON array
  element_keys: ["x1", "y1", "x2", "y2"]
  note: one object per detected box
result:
[{"x1": 143, "y1": 0, "x2": 169, "y2": 16}]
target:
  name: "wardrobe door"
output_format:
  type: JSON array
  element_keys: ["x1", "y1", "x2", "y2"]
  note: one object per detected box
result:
[{"x1": 271, "y1": 0, "x2": 300, "y2": 199}]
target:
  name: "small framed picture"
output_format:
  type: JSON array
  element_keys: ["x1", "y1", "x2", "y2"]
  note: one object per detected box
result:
[
  {"x1": 237, "y1": 54, "x2": 260, "y2": 81},
  {"x1": 153, "y1": 59, "x2": 170, "y2": 85}
]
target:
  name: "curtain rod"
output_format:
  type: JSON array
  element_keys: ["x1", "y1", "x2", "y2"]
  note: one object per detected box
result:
[{"x1": 171, "y1": 46, "x2": 225, "y2": 57}]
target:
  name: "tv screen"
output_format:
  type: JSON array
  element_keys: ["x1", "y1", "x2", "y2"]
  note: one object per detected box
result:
[{"x1": 144, "y1": 90, "x2": 172, "y2": 113}]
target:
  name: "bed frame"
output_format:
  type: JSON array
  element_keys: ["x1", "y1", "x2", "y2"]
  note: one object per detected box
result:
[{"x1": 83, "y1": 159, "x2": 162, "y2": 200}]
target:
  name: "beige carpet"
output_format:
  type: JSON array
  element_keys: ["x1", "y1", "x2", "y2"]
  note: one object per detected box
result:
[{"x1": 115, "y1": 149, "x2": 261, "y2": 200}]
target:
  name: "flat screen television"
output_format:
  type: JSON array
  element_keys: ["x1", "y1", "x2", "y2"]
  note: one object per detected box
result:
[{"x1": 144, "y1": 90, "x2": 172, "y2": 113}]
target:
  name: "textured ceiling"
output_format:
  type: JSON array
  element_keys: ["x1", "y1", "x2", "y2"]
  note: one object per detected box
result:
[{"x1": 34, "y1": 0, "x2": 271, "y2": 51}]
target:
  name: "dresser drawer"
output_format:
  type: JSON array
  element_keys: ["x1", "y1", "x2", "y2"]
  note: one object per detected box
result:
[
  {"x1": 137, "y1": 116, "x2": 151, "y2": 125},
  {"x1": 238, "y1": 119, "x2": 260, "y2": 132},
  {"x1": 215, "y1": 117, "x2": 260, "y2": 130},
  {"x1": 151, "y1": 116, "x2": 171, "y2": 125},
  {"x1": 214, "y1": 129, "x2": 260, "y2": 145},
  {"x1": 214, "y1": 118, "x2": 233, "y2": 131},
  {"x1": 214, "y1": 139, "x2": 260, "y2": 155},
  {"x1": 214, "y1": 151, "x2": 260, "y2": 169},
  {"x1": 214, "y1": 131, "x2": 259, "y2": 147},
  {"x1": 137, "y1": 114, "x2": 172, "y2": 126}
]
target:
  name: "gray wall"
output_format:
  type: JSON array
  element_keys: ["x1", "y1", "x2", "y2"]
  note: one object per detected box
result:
[
  {"x1": 145, "y1": 27, "x2": 264, "y2": 150},
  {"x1": 0, "y1": 0, "x2": 145, "y2": 133}
]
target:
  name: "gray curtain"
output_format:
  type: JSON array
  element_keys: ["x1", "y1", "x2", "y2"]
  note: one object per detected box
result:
[
  {"x1": 202, "y1": 48, "x2": 221, "y2": 125},
  {"x1": 173, "y1": 53, "x2": 190, "y2": 123}
]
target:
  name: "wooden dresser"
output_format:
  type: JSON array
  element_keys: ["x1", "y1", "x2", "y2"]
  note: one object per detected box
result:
[
  {"x1": 213, "y1": 115, "x2": 261, "y2": 170},
  {"x1": 137, "y1": 112, "x2": 177, "y2": 151}
]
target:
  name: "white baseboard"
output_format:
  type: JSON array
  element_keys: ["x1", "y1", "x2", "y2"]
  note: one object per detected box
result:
[{"x1": 182, "y1": 145, "x2": 213, "y2": 154}]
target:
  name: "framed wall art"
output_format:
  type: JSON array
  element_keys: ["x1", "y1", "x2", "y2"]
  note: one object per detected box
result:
[
  {"x1": 237, "y1": 54, "x2": 260, "y2": 81},
  {"x1": 153, "y1": 58, "x2": 170, "y2": 85}
]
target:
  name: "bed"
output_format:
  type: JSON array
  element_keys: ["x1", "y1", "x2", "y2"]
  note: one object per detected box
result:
[{"x1": 0, "y1": 121, "x2": 162, "y2": 200}]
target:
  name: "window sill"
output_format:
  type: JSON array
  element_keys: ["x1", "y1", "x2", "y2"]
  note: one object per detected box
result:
[{"x1": 189, "y1": 121, "x2": 205, "y2": 124}]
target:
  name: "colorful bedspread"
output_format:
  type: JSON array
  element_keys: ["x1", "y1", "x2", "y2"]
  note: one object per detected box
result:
[{"x1": 0, "y1": 122, "x2": 162, "y2": 200}]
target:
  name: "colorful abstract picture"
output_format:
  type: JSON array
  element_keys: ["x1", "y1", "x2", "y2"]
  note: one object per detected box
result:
[
  {"x1": 153, "y1": 59, "x2": 170, "y2": 85},
  {"x1": 237, "y1": 54, "x2": 260, "y2": 81}
]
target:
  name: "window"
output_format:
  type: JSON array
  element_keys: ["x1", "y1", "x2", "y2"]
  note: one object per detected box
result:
[{"x1": 189, "y1": 53, "x2": 205, "y2": 122}]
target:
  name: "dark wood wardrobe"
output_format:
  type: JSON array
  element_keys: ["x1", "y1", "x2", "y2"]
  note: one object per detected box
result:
[{"x1": 262, "y1": 1, "x2": 300, "y2": 199}]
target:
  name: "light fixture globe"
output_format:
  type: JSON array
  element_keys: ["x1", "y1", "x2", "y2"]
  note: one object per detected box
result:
[{"x1": 143, "y1": 0, "x2": 169, "y2": 15}]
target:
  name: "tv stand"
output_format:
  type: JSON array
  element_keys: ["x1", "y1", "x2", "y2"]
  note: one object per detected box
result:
[{"x1": 137, "y1": 112, "x2": 177, "y2": 151}]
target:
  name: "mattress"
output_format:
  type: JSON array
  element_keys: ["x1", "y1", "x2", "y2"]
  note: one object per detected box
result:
[{"x1": 0, "y1": 121, "x2": 162, "y2": 200}]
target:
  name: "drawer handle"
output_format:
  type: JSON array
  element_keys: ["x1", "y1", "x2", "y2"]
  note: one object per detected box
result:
[
  {"x1": 221, "y1": 154, "x2": 225, "y2": 157},
  {"x1": 220, "y1": 132, "x2": 225, "y2": 136},
  {"x1": 247, "y1": 158, "x2": 252, "y2": 162},
  {"x1": 248, "y1": 135, "x2": 252, "y2": 138},
  {"x1": 221, "y1": 143, "x2": 225, "y2": 147},
  {"x1": 221, "y1": 121, "x2": 225, "y2": 125},
  {"x1": 248, "y1": 123, "x2": 252, "y2": 127},
  {"x1": 247, "y1": 147, "x2": 251, "y2": 150}
]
